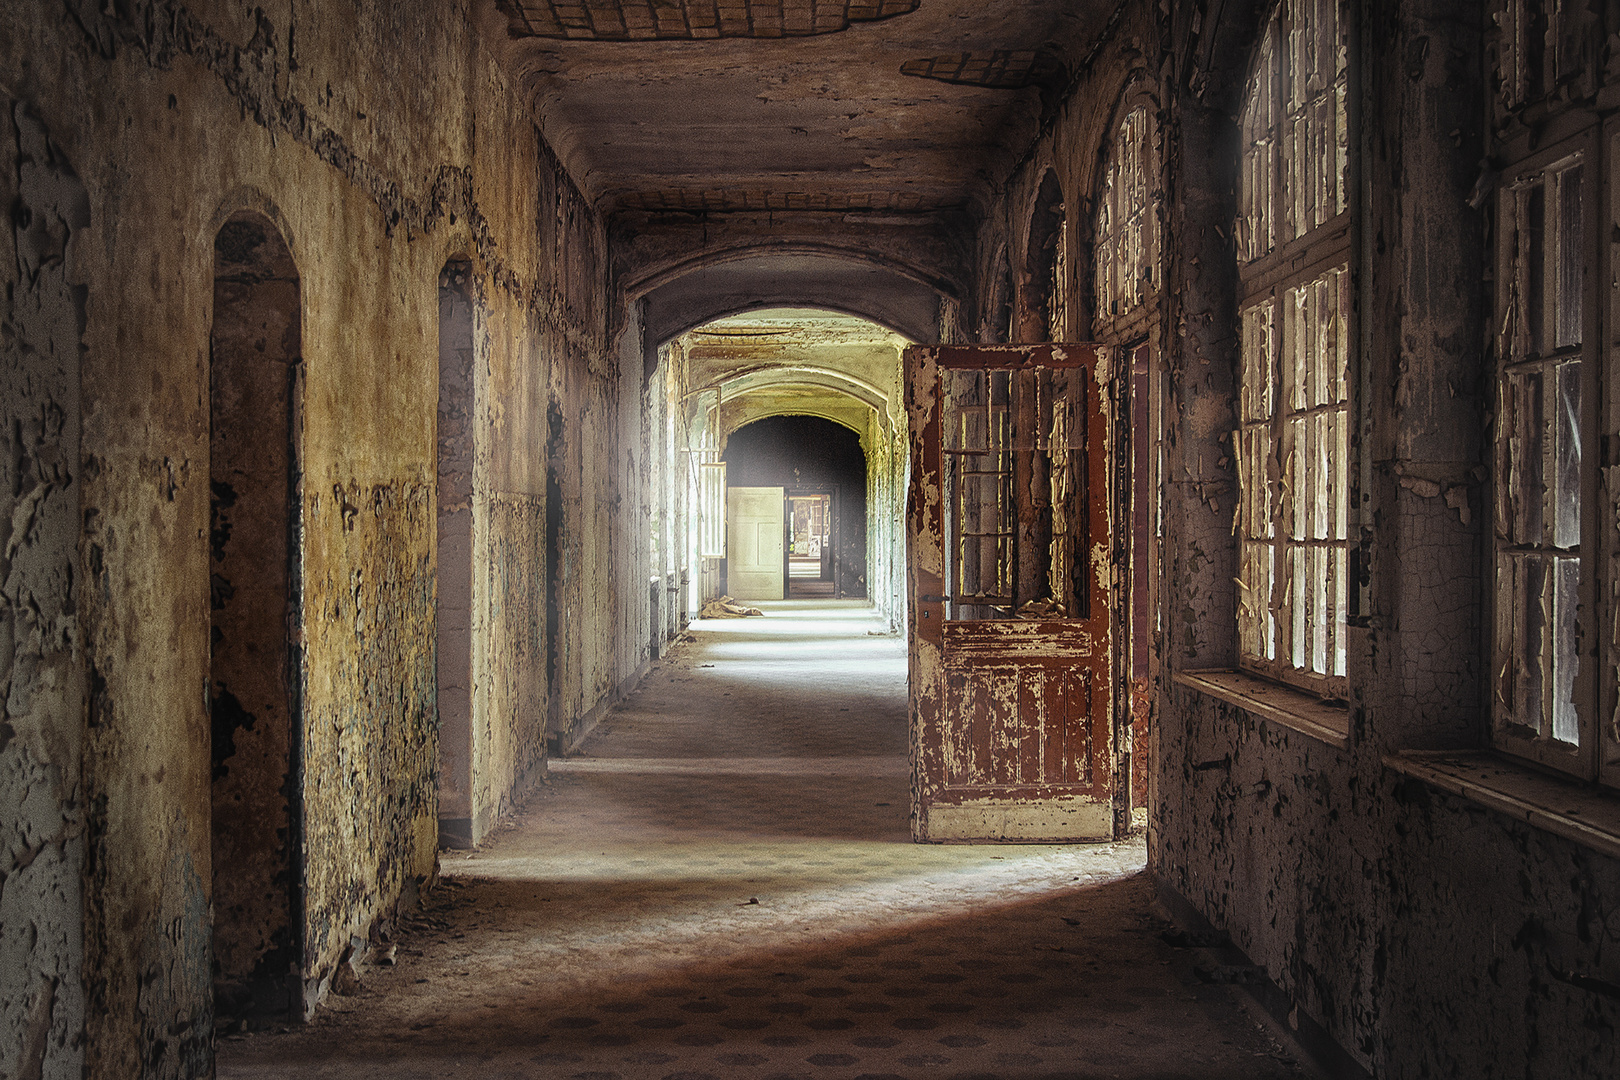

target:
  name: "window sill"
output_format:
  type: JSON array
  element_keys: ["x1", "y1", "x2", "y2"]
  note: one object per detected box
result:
[
  {"x1": 1384, "y1": 750, "x2": 1620, "y2": 861},
  {"x1": 1173, "y1": 668, "x2": 1350, "y2": 750}
]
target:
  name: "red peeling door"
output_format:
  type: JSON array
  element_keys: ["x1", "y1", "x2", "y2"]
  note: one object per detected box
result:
[{"x1": 905, "y1": 344, "x2": 1116, "y2": 842}]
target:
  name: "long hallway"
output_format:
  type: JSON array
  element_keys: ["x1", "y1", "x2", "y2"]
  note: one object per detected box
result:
[{"x1": 219, "y1": 602, "x2": 1313, "y2": 1079}]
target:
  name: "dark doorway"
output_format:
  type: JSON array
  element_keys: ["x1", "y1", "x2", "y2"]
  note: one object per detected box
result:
[
  {"x1": 436, "y1": 260, "x2": 476, "y2": 848},
  {"x1": 722, "y1": 416, "x2": 868, "y2": 599},
  {"x1": 209, "y1": 213, "x2": 303, "y2": 1023},
  {"x1": 787, "y1": 491, "x2": 835, "y2": 598}
]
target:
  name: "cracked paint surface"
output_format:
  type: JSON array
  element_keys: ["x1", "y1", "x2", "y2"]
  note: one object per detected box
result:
[{"x1": 0, "y1": 96, "x2": 89, "y2": 1080}]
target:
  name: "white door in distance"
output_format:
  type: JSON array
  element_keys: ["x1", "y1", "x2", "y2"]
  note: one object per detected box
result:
[{"x1": 726, "y1": 486, "x2": 784, "y2": 600}]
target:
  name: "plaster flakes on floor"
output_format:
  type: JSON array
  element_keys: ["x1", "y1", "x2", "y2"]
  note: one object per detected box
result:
[{"x1": 220, "y1": 602, "x2": 1311, "y2": 1080}]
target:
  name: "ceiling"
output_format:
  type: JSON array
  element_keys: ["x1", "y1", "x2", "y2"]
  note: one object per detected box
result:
[{"x1": 482, "y1": 1, "x2": 1113, "y2": 218}]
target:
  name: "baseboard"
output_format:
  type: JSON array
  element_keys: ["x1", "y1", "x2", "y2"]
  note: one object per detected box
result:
[{"x1": 1154, "y1": 875, "x2": 1373, "y2": 1080}]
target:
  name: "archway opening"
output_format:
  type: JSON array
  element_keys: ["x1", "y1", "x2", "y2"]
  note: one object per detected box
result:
[
  {"x1": 208, "y1": 213, "x2": 303, "y2": 1024},
  {"x1": 649, "y1": 308, "x2": 910, "y2": 632},
  {"x1": 722, "y1": 415, "x2": 868, "y2": 600}
]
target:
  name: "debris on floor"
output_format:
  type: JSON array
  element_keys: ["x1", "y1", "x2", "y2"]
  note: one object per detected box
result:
[{"x1": 700, "y1": 595, "x2": 765, "y2": 618}]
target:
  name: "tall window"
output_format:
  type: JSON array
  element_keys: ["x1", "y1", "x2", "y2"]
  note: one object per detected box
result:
[
  {"x1": 1487, "y1": 0, "x2": 1606, "y2": 781},
  {"x1": 1094, "y1": 105, "x2": 1159, "y2": 326},
  {"x1": 1233, "y1": 0, "x2": 1351, "y2": 693}
]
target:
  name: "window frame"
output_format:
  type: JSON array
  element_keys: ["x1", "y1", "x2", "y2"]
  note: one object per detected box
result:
[
  {"x1": 1092, "y1": 96, "x2": 1162, "y2": 343},
  {"x1": 1602, "y1": 119, "x2": 1620, "y2": 789},
  {"x1": 1484, "y1": 0, "x2": 1613, "y2": 786},
  {"x1": 1489, "y1": 127, "x2": 1602, "y2": 781},
  {"x1": 1233, "y1": 0, "x2": 1354, "y2": 699}
]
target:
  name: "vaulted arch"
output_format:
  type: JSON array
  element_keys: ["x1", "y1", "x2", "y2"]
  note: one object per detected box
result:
[{"x1": 637, "y1": 250, "x2": 947, "y2": 349}]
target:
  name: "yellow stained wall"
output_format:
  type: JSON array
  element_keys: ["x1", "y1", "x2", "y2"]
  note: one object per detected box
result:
[{"x1": 0, "y1": 3, "x2": 642, "y2": 1076}]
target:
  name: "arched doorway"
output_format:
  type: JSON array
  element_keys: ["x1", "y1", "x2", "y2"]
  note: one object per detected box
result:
[
  {"x1": 208, "y1": 213, "x2": 304, "y2": 1024},
  {"x1": 722, "y1": 416, "x2": 869, "y2": 601}
]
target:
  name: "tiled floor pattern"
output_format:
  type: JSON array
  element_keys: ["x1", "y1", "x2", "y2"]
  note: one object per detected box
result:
[{"x1": 220, "y1": 601, "x2": 1315, "y2": 1079}]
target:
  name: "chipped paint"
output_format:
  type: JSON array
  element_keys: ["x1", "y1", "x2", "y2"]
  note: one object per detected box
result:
[
  {"x1": 906, "y1": 345, "x2": 1115, "y2": 843},
  {"x1": 0, "y1": 96, "x2": 88, "y2": 1080}
]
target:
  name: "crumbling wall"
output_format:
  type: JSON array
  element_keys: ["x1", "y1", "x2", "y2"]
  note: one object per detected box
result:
[
  {"x1": 538, "y1": 151, "x2": 646, "y2": 755},
  {"x1": 0, "y1": 1, "x2": 628, "y2": 1075},
  {"x1": 0, "y1": 95, "x2": 88, "y2": 1080}
]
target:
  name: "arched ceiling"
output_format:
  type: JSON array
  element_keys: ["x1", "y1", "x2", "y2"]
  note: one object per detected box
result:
[
  {"x1": 678, "y1": 308, "x2": 908, "y2": 441},
  {"x1": 480, "y1": 1, "x2": 1111, "y2": 220},
  {"x1": 642, "y1": 251, "x2": 943, "y2": 346}
]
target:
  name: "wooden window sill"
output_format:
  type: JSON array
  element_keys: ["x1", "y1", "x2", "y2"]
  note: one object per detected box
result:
[
  {"x1": 1173, "y1": 668, "x2": 1350, "y2": 750},
  {"x1": 1384, "y1": 750, "x2": 1620, "y2": 861}
]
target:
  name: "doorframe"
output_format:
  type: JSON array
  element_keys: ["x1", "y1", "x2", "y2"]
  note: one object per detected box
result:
[
  {"x1": 1113, "y1": 337, "x2": 1157, "y2": 835},
  {"x1": 784, "y1": 486, "x2": 838, "y2": 597}
]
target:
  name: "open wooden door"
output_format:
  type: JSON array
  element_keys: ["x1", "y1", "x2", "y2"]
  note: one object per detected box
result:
[
  {"x1": 727, "y1": 486, "x2": 786, "y2": 599},
  {"x1": 906, "y1": 344, "x2": 1115, "y2": 842}
]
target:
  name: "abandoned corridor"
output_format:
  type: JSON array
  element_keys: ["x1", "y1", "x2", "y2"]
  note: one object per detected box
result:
[{"x1": 217, "y1": 602, "x2": 1311, "y2": 1080}]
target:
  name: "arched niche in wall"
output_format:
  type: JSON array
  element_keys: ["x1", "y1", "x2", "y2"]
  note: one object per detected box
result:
[
  {"x1": 1019, "y1": 169, "x2": 1068, "y2": 342},
  {"x1": 208, "y1": 212, "x2": 304, "y2": 1024},
  {"x1": 435, "y1": 258, "x2": 477, "y2": 849}
]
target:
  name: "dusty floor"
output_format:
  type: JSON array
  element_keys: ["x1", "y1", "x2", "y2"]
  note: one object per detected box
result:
[{"x1": 220, "y1": 601, "x2": 1316, "y2": 1079}]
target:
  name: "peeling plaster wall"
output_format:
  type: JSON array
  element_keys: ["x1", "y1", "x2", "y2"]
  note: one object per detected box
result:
[
  {"x1": 0, "y1": 2, "x2": 634, "y2": 1075},
  {"x1": 542, "y1": 175, "x2": 648, "y2": 755},
  {"x1": 0, "y1": 94, "x2": 88, "y2": 1080}
]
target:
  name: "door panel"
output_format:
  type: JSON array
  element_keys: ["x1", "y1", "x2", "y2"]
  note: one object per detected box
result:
[
  {"x1": 906, "y1": 344, "x2": 1115, "y2": 842},
  {"x1": 727, "y1": 486, "x2": 785, "y2": 599}
]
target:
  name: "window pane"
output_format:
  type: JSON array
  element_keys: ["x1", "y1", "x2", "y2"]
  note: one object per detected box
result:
[
  {"x1": 1555, "y1": 164, "x2": 1583, "y2": 350},
  {"x1": 1312, "y1": 411, "x2": 1331, "y2": 540},
  {"x1": 1514, "y1": 554, "x2": 1548, "y2": 734},
  {"x1": 1333, "y1": 545, "x2": 1348, "y2": 677},
  {"x1": 1332, "y1": 408, "x2": 1349, "y2": 541},
  {"x1": 1310, "y1": 545, "x2": 1329, "y2": 675},
  {"x1": 1239, "y1": 540, "x2": 1275, "y2": 661},
  {"x1": 1524, "y1": 181, "x2": 1546, "y2": 355},
  {"x1": 1552, "y1": 358, "x2": 1581, "y2": 549},
  {"x1": 1290, "y1": 546, "x2": 1307, "y2": 668},
  {"x1": 1284, "y1": 283, "x2": 1308, "y2": 410},
  {"x1": 1508, "y1": 368, "x2": 1546, "y2": 544},
  {"x1": 1551, "y1": 555, "x2": 1579, "y2": 744},
  {"x1": 1240, "y1": 427, "x2": 1273, "y2": 540},
  {"x1": 1286, "y1": 415, "x2": 1306, "y2": 540}
]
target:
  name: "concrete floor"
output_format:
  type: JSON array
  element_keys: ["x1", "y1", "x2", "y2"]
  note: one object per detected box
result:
[{"x1": 220, "y1": 600, "x2": 1316, "y2": 1079}]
